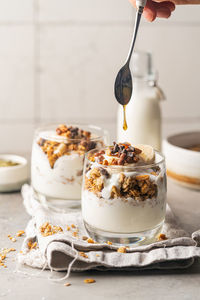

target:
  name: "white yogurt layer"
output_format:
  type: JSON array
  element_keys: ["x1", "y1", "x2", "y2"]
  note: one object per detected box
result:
[
  {"x1": 31, "y1": 142, "x2": 84, "y2": 200},
  {"x1": 82, "y1": 156, "x2": 166, "y2": 233},
  {"x1": 82, "y1": 188, "x2": 166, "y2": 233}
]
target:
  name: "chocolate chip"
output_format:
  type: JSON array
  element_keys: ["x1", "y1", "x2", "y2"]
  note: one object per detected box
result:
[
  {"x1": 99, "y1": 167, "x2": 110, "y2": 178},
  {"x1": 111, "y1": 142, "x2": 119, "y2": 154},
  {"x1": 88, "y1": 141, "x2": 97, "y2": 150},
  {"x1": 122, "y1": 148, "x2": 127, "y2": 154},
  {"x1": 119, "y1": 145, "x2": 125, "y2": 152}
]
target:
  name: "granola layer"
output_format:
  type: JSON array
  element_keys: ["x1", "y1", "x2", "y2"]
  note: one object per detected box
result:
[
  {"x1": 85, "y1": 143, "x2": 160, "y2": 201},
  {"x1": 85, "y1": 168, "x2": 158, "y2": 201},
  {"x1": 37, "y1": 124, "x2": 101, "y2": 168}
]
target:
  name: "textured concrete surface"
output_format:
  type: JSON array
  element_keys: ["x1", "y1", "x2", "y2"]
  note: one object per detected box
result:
[{"x1": 0, "y1": 179, "x2": 200, "y2": 300}]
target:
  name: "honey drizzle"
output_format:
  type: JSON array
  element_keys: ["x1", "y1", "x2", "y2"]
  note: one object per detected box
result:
[{"x1": 123, "y1": 105, "x2": 128, "y2": 131}]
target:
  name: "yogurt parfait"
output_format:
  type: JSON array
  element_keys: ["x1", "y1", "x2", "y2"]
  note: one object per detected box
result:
[
  {"x1": 82, "y1": 142, "x2": 167, "y2": 245},
  {"x1": 31, "y1": 124, "x2": 108, "y2": 208}
]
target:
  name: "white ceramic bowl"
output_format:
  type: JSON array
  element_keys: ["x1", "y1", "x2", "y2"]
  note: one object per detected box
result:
[
  {"x1": 163, "y1": 132, "x2": 200, "y2": 190},
  {"x1": 0, "y1": 154, "x2": 28, "y2": 192}
]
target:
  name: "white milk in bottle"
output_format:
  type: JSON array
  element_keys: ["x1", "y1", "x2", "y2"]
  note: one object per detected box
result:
[{"x1": 117, "y1": 51, "x2": 165, "y2": 151}]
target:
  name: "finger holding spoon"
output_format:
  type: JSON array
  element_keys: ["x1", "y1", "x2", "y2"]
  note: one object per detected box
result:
[{"x1": 129, "y1": 0, "x2": 175, "y2": 21}]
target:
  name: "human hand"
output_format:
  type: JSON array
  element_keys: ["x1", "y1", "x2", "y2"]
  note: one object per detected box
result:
[{"x1": 129, "y1": 0, "x2": 200, "y2": 22}]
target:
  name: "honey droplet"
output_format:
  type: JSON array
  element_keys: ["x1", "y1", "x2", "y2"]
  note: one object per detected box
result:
[{"x1": 123, "y1": 105, "x2": 128, "y2": 131}]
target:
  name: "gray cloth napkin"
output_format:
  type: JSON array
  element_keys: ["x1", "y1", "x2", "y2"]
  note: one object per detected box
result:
[{"x1": 18, "y1": 184, "x2": 200, "y2": 271}]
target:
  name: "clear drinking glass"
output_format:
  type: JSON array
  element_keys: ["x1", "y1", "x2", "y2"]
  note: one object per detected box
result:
[
  {"x1": 82, "y1": 147, "x2": 167, "y2": 245},
  {"x1": 31, "y1": 124, "x2": 109, "y2": 210}
]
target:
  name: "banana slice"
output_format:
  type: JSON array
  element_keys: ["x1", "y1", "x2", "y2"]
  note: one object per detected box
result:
[{"x1": 136, "y1": 144, "x2": 155, "y2": 164}]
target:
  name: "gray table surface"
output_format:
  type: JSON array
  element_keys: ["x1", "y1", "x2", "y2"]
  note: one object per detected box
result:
[{"x1": 0, "y1": 179, "x2": 200, "y2": 300}]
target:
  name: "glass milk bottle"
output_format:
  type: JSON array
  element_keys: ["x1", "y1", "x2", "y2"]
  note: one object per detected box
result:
[{"x1": 117, "y1": 51, "x2": 165, "y2": 151}]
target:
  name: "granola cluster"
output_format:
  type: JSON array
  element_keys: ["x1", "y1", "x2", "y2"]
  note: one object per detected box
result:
[
  {"x1": 0, "y1": 248, "x2": 16, "y2": 268},
  {"x1": 85, "y1": 168, "x2": 157, "y2": 201},
  {"x1": 89, "y1": 142, "x2": 142, "y2": 166},
  {"x1": 56, "y1": 124, "x2": 91, "y2": 139},
  {"x1": 40, "y1": 222, "x2": 63, "y2": 237},
  {"x1": 37, "y1": 124, "x2": 100, "y2": 168}
]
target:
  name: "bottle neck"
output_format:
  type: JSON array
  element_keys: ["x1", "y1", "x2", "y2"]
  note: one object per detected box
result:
[{"x1": 132, "y1": 77, "x2": 150, "y2": 90}]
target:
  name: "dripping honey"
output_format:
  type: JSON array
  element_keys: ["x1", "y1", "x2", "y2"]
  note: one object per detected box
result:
[{"x1": 123, "y1": 105, "x2": 128, "y2": 131}]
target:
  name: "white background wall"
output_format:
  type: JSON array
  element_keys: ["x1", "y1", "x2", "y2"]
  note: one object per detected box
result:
[{"x1": 0, "y1": 0, "x2": 200, "y2": 153}]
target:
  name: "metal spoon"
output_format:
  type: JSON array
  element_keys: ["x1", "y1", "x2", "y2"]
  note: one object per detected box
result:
[{"x1": 114, "y1": 0, "x2": 147, "y2": 106}]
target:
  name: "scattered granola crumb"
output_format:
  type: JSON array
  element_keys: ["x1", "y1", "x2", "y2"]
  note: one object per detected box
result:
[
  {"x1": 84, "y1": 279, "x2": 96, "y2": 284},
  {"x1": 64, "y1": 282, "x2": 71, "y2": 287},
  {"x1": 72, "y1": 231, "x2": 78, "y2": 237},
  {"x1": 16, "y1": 230, "x2": 25, "y2": 237},
  {"x1": 71, "y1": 224, "x2": 76, "y2": 229},
  {"x1": 0, "y1": 248, "x2": 16, "y2": 268},
  {"x1": 8, "y1": 235, "x2": 17, "y2": 242},
  {"x1": 96, "y1": 254, "x2": 100, "y2": 257},
  {"x1": 9, "y1": 248, "x2": 16, "y2": 252},
  {"x1": 82, "y1": 236, "x2": 88, "y2": 241},
  {"x1": 117, "y1": 246, "x2": 127, "y2": 253},
  {"x1": 67, "y1": 226, "x2": 71, "y2": 231},
  {"x1": 79, "y1": 252, "x2": 88, "y2": 259},
  {"x1": 28, "y1": 240, "x2": 37, "y2": 250},
  {"x1": 107, "y1": 241, "x2": 112, "y2": 245},
  {"x1": 158, "y1": 233, "x2": 167, "y2": 241},
  {"x1": 87, "y1": 238, "x2": 95, "y2": 244},
  {"x1": 40, "y1": 222, "x2": 63, "y2": 237}
]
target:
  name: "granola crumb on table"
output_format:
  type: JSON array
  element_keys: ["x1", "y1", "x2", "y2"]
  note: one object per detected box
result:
[
  {"x1": 106, "y1": 241, "x2": 112, "y2": 245},
  {"x1": 79, "y1": 252, "x2": 88, "y2": 259},
  {"x1": 84, "y1": 279, "x2": 96, "y2": 284},
  {"x1": 40, "y1": 222, "x2": 63, "y2": 237},
  {"x1": 157, "y1": 233, "x2": 167, "y2": 241},
  {"x1": 87, "y1": 238, "x2": 95, "y2": 244},
  {"x1": 117, "y1": 246, "x2": 127, "y2": 253},
  {"x1": 64, "y1": 282, "x2": 71, "y2": 287},
  {"x1": 0, "y1": 248, "x2": 16, "y2": 268},
  {"x1": 16, "y1": 230, "x2": 25, "y2": 237}
]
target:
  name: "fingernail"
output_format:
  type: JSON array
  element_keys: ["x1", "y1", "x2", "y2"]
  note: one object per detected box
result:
[
  {"x1": 143, "y1": 10, "x2": 156, "y2": 22},
  {"x1": 156, "y1": 7, "x2": 171, "y2": 18}
]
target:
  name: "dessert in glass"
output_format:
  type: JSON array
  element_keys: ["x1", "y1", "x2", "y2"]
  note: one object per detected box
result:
[
  {"x1": 82, "y1": 142, "x2": 167, "y2": 245},
  {"x1": 31, "y1": 124, "x2": 108, "y2": 209}
]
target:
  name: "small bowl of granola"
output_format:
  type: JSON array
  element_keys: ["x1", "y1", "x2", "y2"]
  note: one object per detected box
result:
[
  {"x1": 82, "y1": 142, "x2": 166, "y2": 245},
  {"x1": 0, "y1": 154, "x2": 28, "y2": 192},
  {"x1": 31, "y1": 124, "x2": 109, "y2": 209}
]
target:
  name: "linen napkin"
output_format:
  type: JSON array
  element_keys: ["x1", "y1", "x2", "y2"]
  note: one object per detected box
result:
[{"x1": 18, "y1": 184, "x2": 200, "y2": 272}]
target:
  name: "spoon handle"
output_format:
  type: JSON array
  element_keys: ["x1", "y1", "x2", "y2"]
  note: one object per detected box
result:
[
  {"x1": 136, "y1": 0, "x2": 147, "y2": 8},
  {"x1": 126, "y1": 0, "x2": 147, "y2": 64}
]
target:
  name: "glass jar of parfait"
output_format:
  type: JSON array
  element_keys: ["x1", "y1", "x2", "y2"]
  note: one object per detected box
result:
[
  {"x1": 31, "y1": 124, "x2": 109, "y2": 210},
  {"x1": 82, "y1": 142, "x2": 166, "y2": 245}
]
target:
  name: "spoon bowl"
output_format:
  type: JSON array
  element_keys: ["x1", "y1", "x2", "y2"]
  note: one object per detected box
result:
[
  {"x1": 114, "y1": 3, "x2": 146, "y2": 106},
  {"x1": 114, "y1": 63, "x2": 132, "y2": 106}
]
